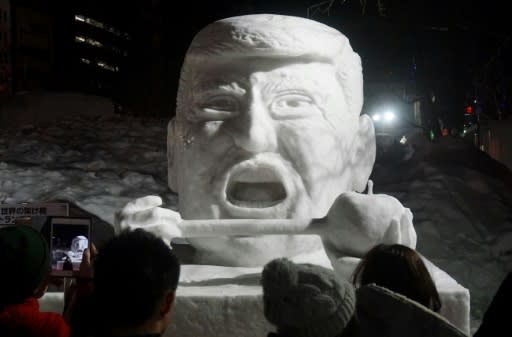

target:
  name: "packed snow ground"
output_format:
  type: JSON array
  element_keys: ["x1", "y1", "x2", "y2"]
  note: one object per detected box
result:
[{"x1": 0, "y1": 93, "x2": 510, "y2": 334}]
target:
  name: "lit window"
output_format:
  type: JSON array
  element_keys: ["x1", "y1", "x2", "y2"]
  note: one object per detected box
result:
[
  {"x1": 74, "y1": 14, "x2": 130, "y2": 40},
  {"x1": 96, "y1": 60, "x2": 118, "y2": 72},
  {"x1": 80, "y1": 58, "x2": 91, "y2": 64},
  {"x1": 75, "y1": 35, "x2": 103, "y2": 48},
  {"x1": 75, "y1": 35, "x2": 126, "y2": 56},
  {"x1": 86, "y1": 38, "x2": 102, "y2": 47},
  {"x1": 85, "y1": 17, "x2": 105, "y2": 30}
]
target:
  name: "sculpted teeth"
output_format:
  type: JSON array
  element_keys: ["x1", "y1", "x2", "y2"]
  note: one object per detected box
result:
[{"x1": 230, "y1": 199, "x2": 283, "y2": 208}]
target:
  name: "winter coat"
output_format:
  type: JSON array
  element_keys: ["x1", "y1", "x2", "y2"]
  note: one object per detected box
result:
[
  {"x1": 356, "y1": 284, "x2": 468, "y2": 337},
  {"x1": 0, "y1": 297, "x2": 70, "y2": 337}
]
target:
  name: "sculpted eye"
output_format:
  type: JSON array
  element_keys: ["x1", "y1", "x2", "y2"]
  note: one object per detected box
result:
[
  {"x1": 270, "y1": 93, "x2": 316, "y2": 119},
  {"x1": 195, "y1": 95, "x2": 239, "y2": 120}
]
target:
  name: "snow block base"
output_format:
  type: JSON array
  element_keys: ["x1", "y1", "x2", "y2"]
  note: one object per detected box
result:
[{"x1": 40, "y1": 260, "x2": 469, "y2": 336}]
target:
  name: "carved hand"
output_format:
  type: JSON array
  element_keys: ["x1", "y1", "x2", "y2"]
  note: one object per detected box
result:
[
  {"x1": 114, "y1": 195, "x2": 182, "y2": 244},
  {"x1": 114, "y1": 186, "x2": 416, "y2": 258},
  {"x1": 322, "y1": 189, "x2": 417, "y2": 257}
]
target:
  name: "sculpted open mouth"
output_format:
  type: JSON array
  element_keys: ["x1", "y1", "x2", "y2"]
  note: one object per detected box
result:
[{"x1": 226, "y1": 168, "x2": 287, "y2": 208}]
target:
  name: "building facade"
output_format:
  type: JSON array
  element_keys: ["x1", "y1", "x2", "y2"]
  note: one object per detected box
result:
[{"x1": 70, "y1": 10, "x2": 129, "y2": 100}]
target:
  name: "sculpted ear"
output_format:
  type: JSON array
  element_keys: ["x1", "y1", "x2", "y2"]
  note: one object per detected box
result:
[
  {"x1": 350, "y1": 114, "x2": 376, "y2": 192},
  {"x1": 167, "y1": 118, "x2": 178, "y2": 192}
]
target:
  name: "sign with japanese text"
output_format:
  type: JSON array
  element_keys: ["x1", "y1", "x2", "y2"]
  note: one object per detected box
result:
[{"x1": 0, "y1": 203, "x2": 69, "y2": 225}]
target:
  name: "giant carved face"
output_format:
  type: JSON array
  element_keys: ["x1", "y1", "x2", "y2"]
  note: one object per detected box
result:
[{"x1": 167, "y1": 15, "x2": 376, "y2": 266}]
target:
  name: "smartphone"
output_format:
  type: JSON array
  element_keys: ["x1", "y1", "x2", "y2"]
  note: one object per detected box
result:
[{"x1": 49, "y1": 217, "x2": 91, "y2": 277}]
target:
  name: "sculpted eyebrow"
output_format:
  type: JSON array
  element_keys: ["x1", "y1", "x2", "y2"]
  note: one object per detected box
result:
[{"x1": 194, "y1": 77, "x2": 248, "y2": 94}]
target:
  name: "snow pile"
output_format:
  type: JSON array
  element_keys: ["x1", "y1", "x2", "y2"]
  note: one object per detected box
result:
[
  {"x1": 0, "y1": 113, "x2": 178, "y2": 224},
  {"x1": 372, "y1": 134, "x2": 512, "y2": 332}
]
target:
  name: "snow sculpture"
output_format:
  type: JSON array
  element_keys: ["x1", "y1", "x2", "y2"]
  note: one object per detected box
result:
[
  {"x1": 115, "y1": 14, "x2": 416, "y2": 266},
  {"x1": 70, "y1": 235, "x2": 88, "y2": 259},
  {"x1": 71, "y1": 235, "x2": 88, "y2": 253}
]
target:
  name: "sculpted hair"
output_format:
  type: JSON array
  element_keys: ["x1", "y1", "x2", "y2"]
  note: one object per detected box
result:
[
  {"x1": 93, "y1": 228, "x2": 180, "y2": 327},
  {"x1": 352, "y1": 244, "x2": 441, "y2": 312},
  {"x1": 177, "y1": 14, "x2": 363, "y2": 121}
]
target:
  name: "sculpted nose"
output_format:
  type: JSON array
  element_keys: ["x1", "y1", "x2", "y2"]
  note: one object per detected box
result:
[{"x1": 233, "y1": 100, "x2": 278, "y2": 153}]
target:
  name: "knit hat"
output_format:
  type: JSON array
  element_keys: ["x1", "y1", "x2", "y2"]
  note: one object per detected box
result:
[
  {"x1": 261, "y1": 258, "x2": 356, "y2": 337},
  {"x1": 0, "y1": 225, "x2": 50, "y2": 306}
]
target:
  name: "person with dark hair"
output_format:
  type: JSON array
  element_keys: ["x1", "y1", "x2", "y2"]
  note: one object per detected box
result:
[
  {"x1": 351, "y1": 243, "x2": 441, "y2": 312},
  {"x1": 0, "y1": 225, "x2": 70, "y2": 337},
  {"x1": 69, "y1": 228, "x2": 180, "y2": 337},
  {"x1": 63, "y1": 256, "x2": 74, "y2": 271},
  {"x1": 261, "y1": 258, "x2": 358, "y2": 337}
]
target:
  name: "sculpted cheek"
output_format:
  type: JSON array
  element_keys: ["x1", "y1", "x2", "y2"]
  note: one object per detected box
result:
[
  {"x1": 278, "y1": 122, "x2": 342, "y2": 170},
  {"x1": 181, "y1": 122, "x2": 233, "y2": 158}
]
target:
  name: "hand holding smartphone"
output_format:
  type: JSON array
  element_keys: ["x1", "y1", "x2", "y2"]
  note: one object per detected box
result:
[{"x1": 49, "y1": 217, "x2": 91, "y2": 277}]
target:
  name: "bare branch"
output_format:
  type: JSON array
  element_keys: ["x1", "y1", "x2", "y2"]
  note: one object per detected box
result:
[
  {"x1": 360, "y1": 0, "x2": 367, "y2": 16},
  {"x1": 307, "y1": 0, "x2": 348, "y2": 18},
  {"x1": 377, "y1": 0, "x2": 386, "y2": 16},
  {"x1": 307, "y1": 0, "x2": 385, "y2": 18}
]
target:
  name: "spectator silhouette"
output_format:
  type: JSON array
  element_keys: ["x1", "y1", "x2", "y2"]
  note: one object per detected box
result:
[
  {"x1": 261, "y1": 258, "x2": 358, "y2": 337},
  {"x1": 63, "y1": 256, "x2": 73, "y2": 271},
  {"x1": 68, "y1": 228, "x2": 180, "y2": 337},
  {"x1": 0, "y1": 225, "x2": 70, "y2": 337},
  {"x1": 355, "y1": 283, "x2": 466, "y2": 337},
  {"x1": 352, "y1": 243, "x2": 441, "y2": 312}
]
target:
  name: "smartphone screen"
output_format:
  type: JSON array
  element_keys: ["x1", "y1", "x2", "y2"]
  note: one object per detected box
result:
[{"x1": 50, "y1": 217, "x2": 91, "y2": 277}]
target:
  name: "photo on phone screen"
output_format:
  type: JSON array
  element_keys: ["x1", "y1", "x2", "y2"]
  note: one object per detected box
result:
[{"x1": 50, "y1": 217, "x2": 91, "y2": 277}]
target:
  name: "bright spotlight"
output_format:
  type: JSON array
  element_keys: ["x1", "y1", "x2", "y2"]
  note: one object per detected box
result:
[
  {"x1": 372, "y1": 114, "x2": 381, "y2": 121},
  {"x1": 384, "y1": 111, "x2": 395, "y2": 122}
]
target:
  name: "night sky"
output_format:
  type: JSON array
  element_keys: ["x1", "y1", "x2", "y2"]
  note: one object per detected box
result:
[{"x1": 13, "y1": 0, "x2": 512, "y2": 125}]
